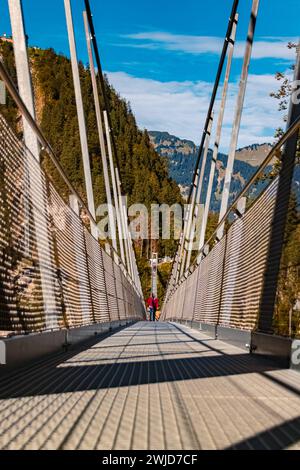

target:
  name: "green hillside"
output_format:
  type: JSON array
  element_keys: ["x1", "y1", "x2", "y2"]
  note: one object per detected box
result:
[{"x1": 0, "y1": 40, "x2": 182, "y2": 301}]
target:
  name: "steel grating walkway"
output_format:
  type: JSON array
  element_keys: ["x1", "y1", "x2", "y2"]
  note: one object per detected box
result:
[{"x1": 0, "y1": 322, "x2": 300, "y2": 450}]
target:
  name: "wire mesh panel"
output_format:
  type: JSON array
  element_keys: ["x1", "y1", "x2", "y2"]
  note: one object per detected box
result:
[
  {"x1": 124, "y1": 277, "x2": 134, "y2": 319},
  {"x1": 178, "y1": 283, "x2": 187, "y2": 320},
  {"x1": 182, "y1": 268, "x2": 198, "y2": 321},
  {"x1": 84, "y1": 230, "x2": 110, "y2": 324},
  {"x1": 170, "y1": 291, "x2": 177, "y2": 320},
  {"x1": 163, "y1": 178, "x2": 279, "y2": 332},
  {"x1": 164, "y1": 289, "x2": 173, "y2": 320},
  {"x1": 0, "y1": 112, "x2": 144, "y2": 334},
  {"x1": 178, "y1": 285, "x2": 185, "y2": 319},
  {"x1": 192, "y1": 261, "x2": 209, "y2": 324},
  {"x1": 219, "y1": 178, "x2": 279, "y2": 330},
  {"x1": 135, "y1": 288, "x2": 144, "y2": 319},
  {"x1": 114, "y1": 264, "x2": 126, "y2": 321},
  {"x1": 102, "y1": 249, "x2": 120, "y2": 322},
  {"x1": 0, "y1": 113, "x2": 62, "y2": 333},
  {"x1": 165, "y1": 285, "x2": 179, "y2": 321},
  {"x1": 121, "y1": 275, "x2": 129, "y2": 319},
  {"x1": 180, "y1": 282, "x2": 190, "y2": 321},
  {"x1": 49, "y1": 184, "x2": 94, "y2": 327},
  {"x1": 193, "y1": 237, "x2": 226, "y2": 324},
  {"x1": 173, "y1": 284, "x2": 185, "y2": 320},
  {"x1": 122, "y1": 275, "x2": 129, "y2": 318},
  {"x1": 164, "y1": 290, "x2": 172, "y2": 320}
]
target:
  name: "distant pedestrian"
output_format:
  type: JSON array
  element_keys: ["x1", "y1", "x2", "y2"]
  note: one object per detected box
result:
[{"x1": 146, "y1": 294, "x2": 158, "y2": 322}]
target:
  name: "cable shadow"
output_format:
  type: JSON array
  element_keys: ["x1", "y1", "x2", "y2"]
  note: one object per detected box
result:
[
  {"x1": 171, "y1": 322, "x2": 300, "y2": 397},
  {"x1": 0, "y1": 351, "x2": 279, "y2": 399},
  {"x1": 91, "y1": 340, "x2": 196, "y2": 349},
  {"x1": 226, "y1": 415, "x2": 300, "y2": 450},
  {"x1": 63, "y1": 349, "x2": 213, "y2": 364}
]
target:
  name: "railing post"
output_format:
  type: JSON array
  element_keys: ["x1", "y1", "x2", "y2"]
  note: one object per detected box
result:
[{"x1": 121, "y1": 195, "x2": 135, "y2": 282}]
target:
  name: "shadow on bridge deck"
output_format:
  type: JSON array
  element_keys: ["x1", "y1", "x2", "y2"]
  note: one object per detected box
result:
[{"x1": 0, "y1": 322, "x2": 300, "y2": 450}]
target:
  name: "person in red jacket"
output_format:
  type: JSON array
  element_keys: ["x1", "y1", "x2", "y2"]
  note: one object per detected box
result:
[
  {"x1": 146, "y1": 294, "x2": 154, "y2": 322},
  {"x1": 147, "y1": 294, "x2": 159, "y2": 322}
]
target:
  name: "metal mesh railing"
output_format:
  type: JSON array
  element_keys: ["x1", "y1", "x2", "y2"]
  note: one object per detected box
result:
[
  {"x1": 218, "y1": 178, "x2": 279, "y2": 330},
  {"x1": 163, "y1": 120, "x2": 300, "y2": 336},
  {"x1": 0, "y1": 112, "x2": 145, "y2": 335},
  {"x1": 163, "y1": 178, "x2": 279, "y2": 331}
]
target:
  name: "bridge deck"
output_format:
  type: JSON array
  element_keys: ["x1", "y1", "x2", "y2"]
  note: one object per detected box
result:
[{"x1": 0, "y1": 322, "x2": 300, "y2": 450}]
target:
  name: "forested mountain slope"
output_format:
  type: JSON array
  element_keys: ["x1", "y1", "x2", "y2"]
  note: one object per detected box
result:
[{"x1": 0, "y1": 40, "x2": 182, "y2": 299}]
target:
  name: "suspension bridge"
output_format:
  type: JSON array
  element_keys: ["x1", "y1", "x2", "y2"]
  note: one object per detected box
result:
[{"x1": 0, "y1": 0, "x2": 300, "y2": 451}]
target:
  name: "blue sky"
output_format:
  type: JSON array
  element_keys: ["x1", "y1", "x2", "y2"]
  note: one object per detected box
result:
[{"x1": 0, "y1": 0, "x2": 299, "y2": 149}]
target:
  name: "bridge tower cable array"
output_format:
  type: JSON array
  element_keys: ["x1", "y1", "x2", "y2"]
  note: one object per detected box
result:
[{"x1": 186, "y1": 0, "x2": 240, "y2": 205}]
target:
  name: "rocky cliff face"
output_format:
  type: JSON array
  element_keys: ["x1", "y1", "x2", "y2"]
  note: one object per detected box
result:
[{"x1": 149, "y1": 131, "x2": 273, "y2": 209}]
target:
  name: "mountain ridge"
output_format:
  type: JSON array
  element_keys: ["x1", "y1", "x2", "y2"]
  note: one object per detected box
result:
[{"x1": 149, "y1": 130, "x2": 273, "y2": 208}]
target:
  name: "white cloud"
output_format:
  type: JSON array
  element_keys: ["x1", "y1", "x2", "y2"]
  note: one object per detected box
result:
[
  {"x1": 123, "y1": 32, "x2": 298, "y2": 60},
  {"x1": 107, "y1": 70, "x2": 288, "y2": 150}
]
